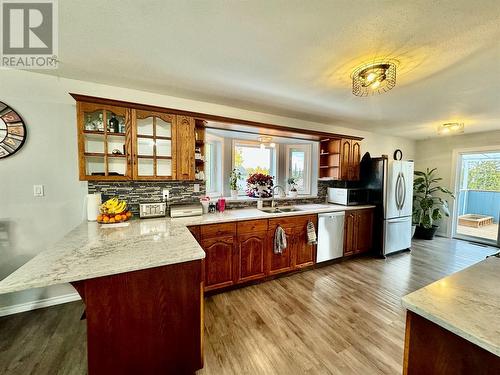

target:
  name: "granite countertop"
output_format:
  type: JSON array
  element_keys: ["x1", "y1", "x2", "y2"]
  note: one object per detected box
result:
[
  {"x1": 0, "y1": 203, "x2": 374, "y2": 295},
  {"x1": 402, "y1": 256, "x2": 500, "y2": 356}
]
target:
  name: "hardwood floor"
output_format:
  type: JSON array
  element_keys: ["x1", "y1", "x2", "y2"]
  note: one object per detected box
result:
[{"x1": 0, "y1": 237, "x2": 496, "y2": 375}]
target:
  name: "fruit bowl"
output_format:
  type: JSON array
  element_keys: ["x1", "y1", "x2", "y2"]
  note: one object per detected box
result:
[
  {"x1": 97, "y1": 210, "x2": 133, "y2": 224},
  {"x1": 97, "y1": 197, "x2": 133, "y2": 224}
]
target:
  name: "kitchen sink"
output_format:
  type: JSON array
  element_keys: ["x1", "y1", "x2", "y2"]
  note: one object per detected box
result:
[{"x1": 258, "y1": 207, "x2": 301, "y2": 214}]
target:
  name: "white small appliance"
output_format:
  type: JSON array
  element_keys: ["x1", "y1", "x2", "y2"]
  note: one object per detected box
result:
[
  {"x1": 139, "y1": 202, "x2": 167, "y2": 218},
  {"x1": 317, "y1": 211, "x2": 345, "y2": 262},
  {"x1": 327, "y1": 188, "x2": 368, "y2": 206}
]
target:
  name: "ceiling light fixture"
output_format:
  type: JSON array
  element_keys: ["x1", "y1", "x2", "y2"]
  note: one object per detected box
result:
[
  {"x1": 437, "y1": 122, "x2": 464, "y2": 135},
  {"x1": 258, "y1": 136, "x2": 275, "y2": 149},
  {"x1": 352, "y1": 61, "x2": 396, "y2": 96}
]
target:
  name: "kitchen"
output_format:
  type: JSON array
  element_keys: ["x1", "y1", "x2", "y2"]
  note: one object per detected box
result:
[{"x1": 1, "y1": 1, "x2": 500, "y2": 374}]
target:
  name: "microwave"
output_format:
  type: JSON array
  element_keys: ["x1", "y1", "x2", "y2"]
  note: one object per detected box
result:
[{"x1": 327, "y1": 188, "x2": 368, "y2": 206}]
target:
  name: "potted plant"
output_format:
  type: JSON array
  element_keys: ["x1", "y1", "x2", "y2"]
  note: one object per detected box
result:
[
  {"x1": 413, "y1": 168, "x2": 455, "y2": 240},
  {"x1": 229, "y1": 168, "x2": 241, "y2": 199},
  {"x1": 287, "y1": 177, "x2": 298, "y2": 198},
  {"x1": 246, "y1": 173, "x2": 274, "y2": 198}
]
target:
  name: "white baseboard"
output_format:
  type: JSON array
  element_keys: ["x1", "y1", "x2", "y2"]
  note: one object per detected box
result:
[{"x1": 0, "y1": 292, "x2": 81, "y2": 317}]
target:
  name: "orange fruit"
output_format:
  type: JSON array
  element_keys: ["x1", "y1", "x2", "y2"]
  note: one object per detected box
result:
[
  {"x1": 97, "y1": 215, "x2": 103, "y2": 222},
  {"x1": 109, "y1": 218, "x2": 115, "y2": 223},
  {"x1": 103, "y1": 216, "x2": 110, "y2": 223},
  {"x1": 126, "y1": 211, "x2": 132, "y2": 218},
  {"x1": 115, "y1": 214, "x2": 122, "y2": 221}
]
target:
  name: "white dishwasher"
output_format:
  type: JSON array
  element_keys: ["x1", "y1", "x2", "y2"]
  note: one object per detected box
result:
[{"x1": 317, "y1": 211, "x2": 345, "y2": 262}]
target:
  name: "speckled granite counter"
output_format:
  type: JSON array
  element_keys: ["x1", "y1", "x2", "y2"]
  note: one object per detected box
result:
[
  {"x1": 402, "y1": 256, "x2": 500, "y2": 356},
  {"x1": 0, "y1": 203, "x2": 373, "y2": 294}
]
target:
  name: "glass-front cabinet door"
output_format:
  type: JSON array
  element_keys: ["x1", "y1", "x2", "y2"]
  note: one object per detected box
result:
[
  {"x1": 78, "y1": 102, "x2": 132, "y2": 180},
  {"x1": 132, "y1": 110, "x2": 176, "y2": 180}
]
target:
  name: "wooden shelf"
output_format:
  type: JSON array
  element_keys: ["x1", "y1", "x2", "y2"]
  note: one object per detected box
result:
[
  {"x1": 84, "y1": 152, "x2": 126, "y2": 158},
  {"x1": 137, "y1": 155, "x2": 172, "y2": 160},
  {"x1": 320, "y1": 165, "x2": 339, "y2": 169},
  {"x1": 84, "y1": 130, "x2": 126, "y2": 137},
  {"x1": 136, "y1": 134, "x2": 172, "y2": 140}
]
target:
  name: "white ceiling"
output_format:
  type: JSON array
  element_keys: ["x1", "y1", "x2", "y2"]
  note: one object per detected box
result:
[{"x1": 45, "y1": 0, "x2": 500, "y2": 140}]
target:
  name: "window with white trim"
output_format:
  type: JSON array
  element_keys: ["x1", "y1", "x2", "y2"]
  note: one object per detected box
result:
[
  {"x1": 205, "y1": 139, "x2": 222, "y2": 196},
  {"x1": 232, "y1": 140, "x2": 277, "y2": 194},
  {"x1": 285, "y1": 144, "x2": 312, "y2": 195}
]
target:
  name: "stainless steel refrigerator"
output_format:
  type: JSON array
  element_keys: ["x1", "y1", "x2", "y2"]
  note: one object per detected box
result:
[{"x1": 360, "y1": 154, "x2": 414, "y2": 256}]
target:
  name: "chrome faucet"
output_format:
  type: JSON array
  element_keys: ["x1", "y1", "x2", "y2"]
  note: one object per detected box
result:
[{"x1": 271, "y1": 185, "x2": 286, "y2": 208}]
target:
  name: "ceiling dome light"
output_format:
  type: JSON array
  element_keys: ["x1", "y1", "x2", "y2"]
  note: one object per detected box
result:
[
  {"x1": 352, "y1": 61, "x2": 396, "y2": 96},
  {"x1": 438, "y1": 122, "x2": 464, "y2": 135}
]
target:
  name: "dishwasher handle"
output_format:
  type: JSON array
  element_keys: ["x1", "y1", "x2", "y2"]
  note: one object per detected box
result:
[{"x1": 319, "y1": 211, "x2": 346, "y2": 219}]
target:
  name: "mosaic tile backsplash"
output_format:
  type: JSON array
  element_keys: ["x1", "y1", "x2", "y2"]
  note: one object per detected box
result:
[{"x1": 88, "y1": 180, "x2": 335, "y2": 214}]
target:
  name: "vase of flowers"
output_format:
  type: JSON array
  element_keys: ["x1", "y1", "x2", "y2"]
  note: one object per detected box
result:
[
  {"x1": 287, "y1": 177, "x2": 298, "y2": 198},
  {"x1": 229, "y1": 168, "x2": 241, "y2": 199},
  {"x1": 246, "y1": 173, "x2": 274, "y2": 198}
]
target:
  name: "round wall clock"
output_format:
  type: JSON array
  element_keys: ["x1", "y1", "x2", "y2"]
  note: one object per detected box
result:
[{"x1": 0, "y1": 101, "x2": 27, "y2": 159}]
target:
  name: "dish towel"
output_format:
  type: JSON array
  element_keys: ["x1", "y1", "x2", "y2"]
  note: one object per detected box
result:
[
  {"x1": 307, "y1": 220, "x2": 317, "y2": 245},
  {"x1": 274, "y1": 225, "x2": 287, "y2": 254}
]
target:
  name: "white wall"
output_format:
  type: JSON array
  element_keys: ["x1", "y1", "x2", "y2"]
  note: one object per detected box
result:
[
  {"x1": 414, "y1": 130, "x2": 500, "y2": 235},
  {"x1": 0, "y1": 69, "x2": 415, "y2": 313}
]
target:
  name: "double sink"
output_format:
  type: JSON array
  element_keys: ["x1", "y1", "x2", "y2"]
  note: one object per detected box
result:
[{"x1": 258, "y1": 207, "x2": 302, "y2": 214}]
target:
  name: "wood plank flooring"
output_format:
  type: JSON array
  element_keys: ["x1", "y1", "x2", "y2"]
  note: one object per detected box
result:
[{"x1": 0, "y1": 237, "x2": 496, "y2": 375}]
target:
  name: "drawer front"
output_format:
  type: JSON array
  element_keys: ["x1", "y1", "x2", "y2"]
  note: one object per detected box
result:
[
  {"x1": 200, "y1": 222, "x2": 236, "y2": 239},
  {"x1": 237, "y1": 219, "x2": 268, "y2": 235},
  {"x1": 269, "y1": 214, "x2": 316, "y2": 232}
]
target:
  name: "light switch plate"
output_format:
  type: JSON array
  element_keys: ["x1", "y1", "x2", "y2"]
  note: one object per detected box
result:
[
  {"x1": 33, "y1": 185, "x2": 44, "y2": 197},
  {"x1": 193, "y1": 183, "x2": 200, "y2": 193},
  {"x1": 162, "y1": 189, "x2": 170, "y2": 201}
]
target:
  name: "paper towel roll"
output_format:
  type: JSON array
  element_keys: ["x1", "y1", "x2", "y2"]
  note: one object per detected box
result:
[{"x1": 87, "y1": 193, "x2": 102, "y2": 221}]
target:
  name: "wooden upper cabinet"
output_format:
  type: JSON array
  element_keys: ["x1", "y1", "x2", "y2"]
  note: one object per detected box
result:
[
  {"x1": 76, "y1": 98, "x2": 199, "y2": 181},
  {"x1": 175, "y1": 115, "x2": 196, "y2": 181},
  {"x1": 339, "y1": 138, "x2": 361, "y2": 181},
  {"x1": 77, "y1": 102, "x2": 132, "y2": 181},
  {"x1": 350, "y1": 140, "x2": 361, "y2": 180},
  {"x1": 132, "y1": 109, "x2": 176, "y2": 180}
]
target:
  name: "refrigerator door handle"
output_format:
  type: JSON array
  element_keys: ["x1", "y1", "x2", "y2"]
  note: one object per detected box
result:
[
  {"x1": 401, "y1": 173, "x2": 406, "y2": 210},
  {"x1": 395, "y1": 173, "x2": 400, "y2": 210}
]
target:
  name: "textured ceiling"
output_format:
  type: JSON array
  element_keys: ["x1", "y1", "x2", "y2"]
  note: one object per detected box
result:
[{"x1": 41, "y1": 0, "x2": 500, "y2": 139}]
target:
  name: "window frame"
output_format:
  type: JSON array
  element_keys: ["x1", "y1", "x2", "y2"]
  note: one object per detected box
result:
[
  {"x1": 285, "y1": 144, "x2": 312, "y2": 195},
  {"x1": 205, "y1": 135, "x2": 223, "y2": 197},
  {"x1": 232, "y1": 139, "x2": 278, "y2": 195}
]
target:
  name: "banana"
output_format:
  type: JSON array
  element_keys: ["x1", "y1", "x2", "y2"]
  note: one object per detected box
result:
[{"x1": 99, "y1": 197, "x2": 127, "y2": 214}]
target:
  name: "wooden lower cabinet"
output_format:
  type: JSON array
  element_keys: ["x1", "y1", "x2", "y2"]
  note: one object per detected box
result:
[
  {"x1": 268, "y1": 215, "x2": 317, "y2": 275},
  {"x1": 202, "y1": 236, "x2": 235, "y2": 291},
  {"x1": 71, "y1": 260, "x2": 203, "y2": 374},
  {"x1": 195, "y1": 211, "x2": 373, "y2": 292},
  {"x1": 293, "y1": 226, "x2": 316, "y2": 268},
  {"x1": 344, "y1": 208, "x2": 374, "y2": 256},
  {"x1": 236, "y1": 232, "x2": 267, "y2": 283}
]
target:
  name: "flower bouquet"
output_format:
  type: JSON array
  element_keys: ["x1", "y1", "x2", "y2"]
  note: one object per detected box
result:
[{"x1": 246, "y1": 173, "x2": 274, "y2": 198}]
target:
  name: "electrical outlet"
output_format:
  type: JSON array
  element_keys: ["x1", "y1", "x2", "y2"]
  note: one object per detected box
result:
[
  {"x1": 162, "y1": 189, "x2": 170, "y2": 201},
  {"x1": 33, "y1": 185, "x2": 44, "y2": 197},
  {"x1": 193, "y1": 183, "x2": 200, "y2": 193}
]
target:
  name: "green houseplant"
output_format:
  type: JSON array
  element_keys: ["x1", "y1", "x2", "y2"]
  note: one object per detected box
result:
[
  {"x1": 413, "y1": 168, "x2": 455, "y2": 240},
  {"x1": 229, "y1": 168, "x2": 242, "y2": 198}
]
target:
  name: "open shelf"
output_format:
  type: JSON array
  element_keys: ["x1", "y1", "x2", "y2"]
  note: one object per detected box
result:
[
  {"x1": 84, "y1": 152, "x2": 126, "y2": 158},
  {"x1": 84, "y1": 130, "x2": 126, "y2": 137}
]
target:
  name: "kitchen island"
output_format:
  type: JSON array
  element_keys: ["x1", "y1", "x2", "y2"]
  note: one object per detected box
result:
[
  {"x1": 0, "y1": 203, "x2": 374, "y2": 374},
  {"x1": 402, "y1": 256, "x2": 500, "y2": 374}
]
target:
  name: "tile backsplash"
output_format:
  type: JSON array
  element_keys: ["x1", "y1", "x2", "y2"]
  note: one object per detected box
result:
[{"x1": 88, "y1": 180, "x2": 335, "y2": 214}]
